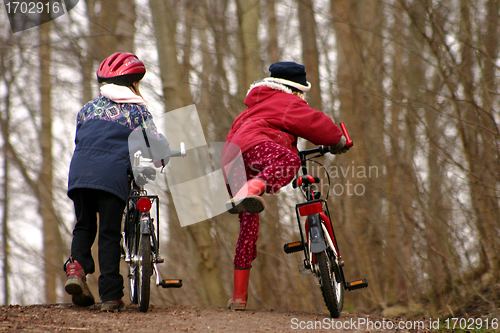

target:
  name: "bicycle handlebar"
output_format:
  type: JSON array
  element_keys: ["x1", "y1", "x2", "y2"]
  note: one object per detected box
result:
[
  {"x1": 133, "y1": 142, "x2": 187, "y2": 171},
  {"x1": 155, "y1": 142, "x2": 186, "y2": 168},
  {"x1": 298, "y1": 145, "x2": 330, "y2": 157},
  {"x1": 298, "y1": 123, "x2": 353, "y2": 158},
  {"x1": 169, "y1": 142, "x2": 187, "y2": 158}
]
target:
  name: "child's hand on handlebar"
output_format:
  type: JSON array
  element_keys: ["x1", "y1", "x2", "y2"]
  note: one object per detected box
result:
[
  {"x1": 153, "y1": 159, "x2": 164, "y2": 168},
  {"x1": 329, "y1": 136, "x2": 351, "y2": 154}
]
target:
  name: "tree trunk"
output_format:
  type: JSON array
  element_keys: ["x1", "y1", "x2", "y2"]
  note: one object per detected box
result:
[
  {"x1": 148, "y1": 0, "x2": 191, "y2": 305},
  {"x1": 2, "y1": 142, "x2": 9, "y2": 305},
  {"x1": 149, "y1": 0, "x2": 230, "y2": 307},
  {"x1": 82, "y1": 0, "x2": 135, "y2": 102},
  {"x1": 331, "y1": 0, "x2": 386, "y2": 310},
  {"x1": 236, "y1": 0, "x2": 262, "y2": 102},
  {"x1": 265, "y1": 0, "x2": 279, "y2": 64},
  {"x1": 39, "y1": 18, "x2": 60, "y2": 303},
  {"x1": 477, "y1": 0, "x2": 500, "y2": 282},
  {"x1": 385, "y1": 4, "x2": 413, "y2": 306},
  {"x1": 149, "y1": 0, "x2": 188, "y2": 112},
  {"x1": 84, "y1": 0, "x2": 119, "y2": 61},
  {"x1": 297, "y1": 0, "x2": 321, "y2": 110},
  {"x1": 459, "y1": 0, "x2": 500, "y2": 282},
  {"x1": 1, "y1": 72, "x2": 11, "y2": 305}
]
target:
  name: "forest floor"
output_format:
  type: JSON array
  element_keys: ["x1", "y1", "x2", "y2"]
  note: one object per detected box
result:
[
  {"x1": 0, "y1": 302, "x2": 439, "y2": 333},
  {"x1": 2, "y1": 284, "x2": 500, "y2": 333}
]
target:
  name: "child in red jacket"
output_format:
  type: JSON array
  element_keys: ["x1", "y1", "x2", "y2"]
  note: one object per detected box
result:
[{"x1": 223, "y1": 61, "x2": 349, "y2": 310}]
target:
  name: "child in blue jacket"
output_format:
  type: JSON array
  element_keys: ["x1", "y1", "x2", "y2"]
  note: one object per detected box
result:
[{"x1": 64, "y1": 53, "x2": 170, "y2": 312}]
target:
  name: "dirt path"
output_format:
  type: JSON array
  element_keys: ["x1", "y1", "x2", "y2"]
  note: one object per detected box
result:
[{"x1": 0, "y1": 303, "x2": 434, "y2": 332}]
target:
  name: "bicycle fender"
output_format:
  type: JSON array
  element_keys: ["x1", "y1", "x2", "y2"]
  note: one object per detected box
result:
[
  {"x1": 140, "y1": 214, "x2": 151, "y2": 235},
  {"x1": 308, "y1": 214, "x2": 326, "y2": 253}
]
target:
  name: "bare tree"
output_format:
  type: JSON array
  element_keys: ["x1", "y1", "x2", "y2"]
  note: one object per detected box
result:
[
  {"x1": 1, "y1": 131, "x2": 9, "y2": 305},
  {"x1": 0, "y1": 21, "x2": 67, "y2": 303},
  {"x1": 265, "y1": 0, "x2": 279, "y2": 64},
  {"x1": 297, "y1": 0, "x2": 321, "y2": 109},
  {"x1": 236, "y1": 0, "x2": 263, "y2": 101},
  {"x1": 331, "y1": 0, "x2": 388, "y2": 310},
  {"x1": 148, "y1": 0, "x2": 231, "y2": 307},
  {"x1": 0, "y1": 38, "x2": 13, "y2": 304}
]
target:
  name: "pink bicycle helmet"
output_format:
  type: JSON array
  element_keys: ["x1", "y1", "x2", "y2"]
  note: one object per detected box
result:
[{"x1": 97, "y1": 52, "x2": 146, "y2": 86}]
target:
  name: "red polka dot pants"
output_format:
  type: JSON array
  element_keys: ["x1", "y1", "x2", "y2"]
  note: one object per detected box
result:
[{"x1": 232, "y1": 141, "x2": 301, "y2": 268}]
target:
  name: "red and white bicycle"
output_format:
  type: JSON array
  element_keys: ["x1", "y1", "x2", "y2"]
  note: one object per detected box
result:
[{"x1": 284, "y1": 123, "x2": 368, "y2": 318}]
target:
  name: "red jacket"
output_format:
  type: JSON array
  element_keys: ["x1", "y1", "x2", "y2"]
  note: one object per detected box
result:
[{"x1": 225, "y1": 84, "x2": 343, "y2": 155}]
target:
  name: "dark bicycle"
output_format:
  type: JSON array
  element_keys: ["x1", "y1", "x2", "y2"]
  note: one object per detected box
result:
[
  {"x1": 284, "y1": 123, "x2": 368, "y2": 318},
  {"x1": 122, "y1": 143, "x2": 186, "y2": 312}
]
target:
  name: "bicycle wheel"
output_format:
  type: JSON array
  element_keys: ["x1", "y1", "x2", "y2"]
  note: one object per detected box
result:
[
  {"x1": 316, "y1": 249, "x2": 344, "y2": 318},
  {"x1": 137, "y1": 233, "x2": 152, "y2": 312}
]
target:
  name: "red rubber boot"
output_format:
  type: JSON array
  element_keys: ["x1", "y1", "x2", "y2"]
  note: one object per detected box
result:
[
  {"x1": 226, "y1": 178, "x2": 266, "y2": 214},
  {"x1": 228, "y1": 268, "x2": 250, "y2": 310}
]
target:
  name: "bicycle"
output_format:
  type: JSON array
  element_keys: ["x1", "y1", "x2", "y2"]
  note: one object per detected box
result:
[
  {"x1": 122, "y1": 143, "x2": 187, "y2": 312},
  {"x1": 284, "y1": 123, "x2": 368, "y2": 318}
]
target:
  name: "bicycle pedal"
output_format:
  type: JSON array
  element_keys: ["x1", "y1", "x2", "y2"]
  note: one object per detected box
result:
[
  {"x1": 346, "y1": 279, "x2": 368, "y2": 291},
  {"x1": 160, "y1": 279, "x2": 182, "y2": 288},
  {"x1": 284, "y1": 241, "x2": 304, "y2": 254},
  {"x1": 156, "y1": 257, "x2": 164, "y2": 263},
  {"x1": 298, "y1": 263, "x2": 311, "y2": 275}
]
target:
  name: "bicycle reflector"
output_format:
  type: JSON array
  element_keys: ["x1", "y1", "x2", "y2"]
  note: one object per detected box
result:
[
  {"x1": 137, "y1": 198, "x2": 152, "y2": 212},
  {"x1": 298, "y1": 202, "x2": 323, "y2": 216}
]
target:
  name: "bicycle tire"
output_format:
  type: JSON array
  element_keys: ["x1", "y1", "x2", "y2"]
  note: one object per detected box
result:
[
  {"x1": 316, "y1": 250, "x2": 344, "y2": 318},
  {"x1": 326, "y1": 246, "x2": 344, "y2": 313},
  {"x1": 126, "y1": 209, "x2": 138, "y2": 304},
  {"x1": 137, "y1": 232, "x2": 152, "y2": 312},
  {"x1": 128, "y1": 238, "x2": 138, "y2": 304},
  {"x1": 322, "y1": 220, "x2": 344, "y2": 315}
]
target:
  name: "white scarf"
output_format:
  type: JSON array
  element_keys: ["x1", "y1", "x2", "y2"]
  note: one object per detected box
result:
[
  {"x1": 247, "y1": 80, "x2": 293, "y2": 96},
  {"x1": 100, "y1": 84, "x2": 146, "y2": 105},
  {"x1": 247, "y1": 79, "x2": 306, "y2": 100}
]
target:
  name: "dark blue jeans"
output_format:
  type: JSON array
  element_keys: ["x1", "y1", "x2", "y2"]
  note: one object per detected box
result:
[{"x1": 69, "y1": 188, "x2": 125, "y2": 302}]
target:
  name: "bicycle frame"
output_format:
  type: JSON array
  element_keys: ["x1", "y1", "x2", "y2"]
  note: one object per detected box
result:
[
  {"x1": 294, "y1": 148, "x2": 336, "y2": 267},
  {"x1": 293, "y1": 149, "x2": 348, "y2": 287}
]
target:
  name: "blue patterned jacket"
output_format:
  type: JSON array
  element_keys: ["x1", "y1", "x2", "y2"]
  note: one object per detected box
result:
[{"x1": 68, "y1": 95, "x2": 170, "y2": 201}]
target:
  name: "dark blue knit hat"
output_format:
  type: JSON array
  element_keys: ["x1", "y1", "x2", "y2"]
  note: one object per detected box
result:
[{"x1": 267, "y1": 61, "x2": 311, "y2": 91}]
